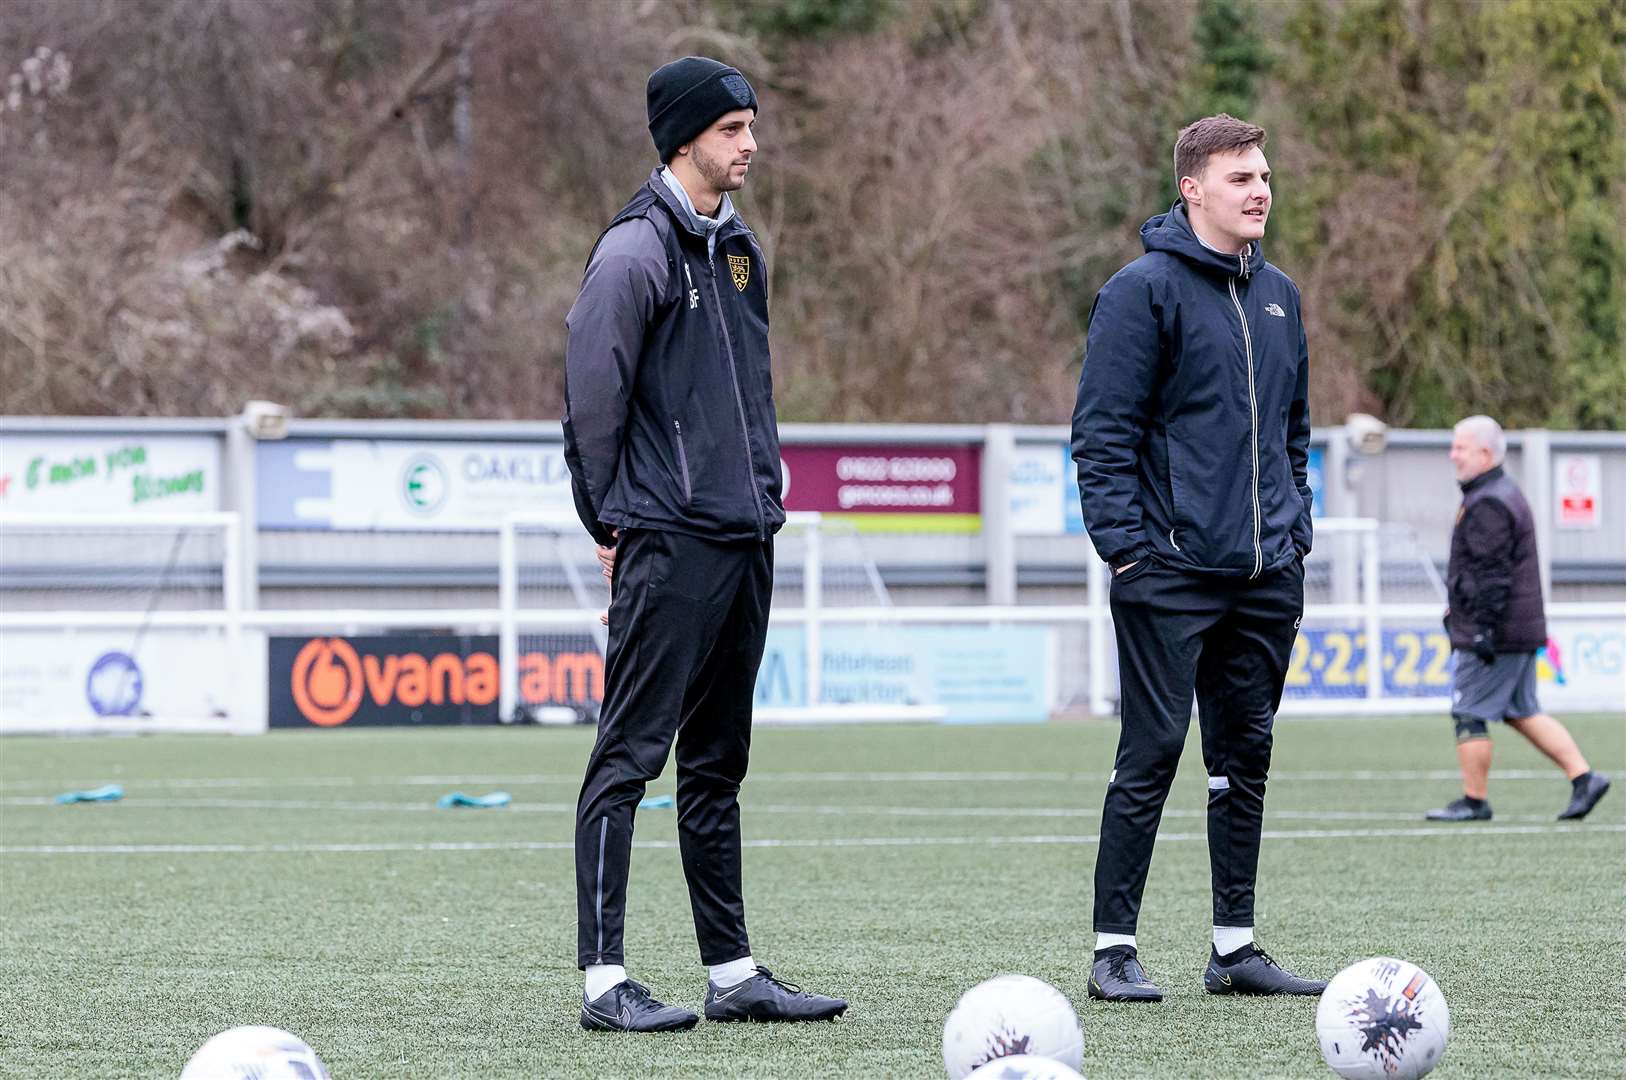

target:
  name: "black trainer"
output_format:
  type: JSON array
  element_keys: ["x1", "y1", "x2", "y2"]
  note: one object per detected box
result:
[
  {"x1": 580, "y1": 979, "x2": 699, "y2": 1032},
  {"x1": 1425, "y1": 796, "x2": 1492, "y2": 821},
  {"x1": 1558, "y1": 772, "x2": 1611, "y2": 820},
  {"x1": 1203, "y1": 943, "x2": 1326, "y2": 996},
  {"x1": 1087, "y1": 946, "x2": 1163, "y2": 1002},
  {"x1": 704, "y1": 966, "x2": 848, "y2": 1022}
]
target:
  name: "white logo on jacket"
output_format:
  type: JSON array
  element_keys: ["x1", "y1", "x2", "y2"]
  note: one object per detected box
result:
[{"x1": 1264, "y1": 302, "x2": 1286, "y2": 317}]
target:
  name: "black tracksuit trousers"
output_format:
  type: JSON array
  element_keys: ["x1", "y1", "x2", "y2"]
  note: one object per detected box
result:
[
  {"x1": 575, "y1": 528, "x2": 773, "y2": 969},
  {"x1": 1093, "y1": 556, "x2": 1303, "y2": 934}
]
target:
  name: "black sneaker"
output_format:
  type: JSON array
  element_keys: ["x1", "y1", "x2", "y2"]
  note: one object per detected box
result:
[
  {"x1": 1425, "y1": 797, "x2": 1492, "y2": 821},
  {"x1": 1203, "y1": 943, "x2": 1326, "y2": 996},
  {"x1": 1087, "y1": 946, "x2": 1163, "y2": 1002},
  {"x1": 704, "y1": 966, "x2": 848, "y2": 1022},
  {"x1": 580, "y1": 979, "x2": 699, "y2": 1032},
  {"x1": 1559, "y1": 772, "x2": 1611, "y2": 820}
]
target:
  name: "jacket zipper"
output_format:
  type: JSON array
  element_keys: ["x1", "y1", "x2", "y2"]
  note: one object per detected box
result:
[
  {"x1": 705, "y1": 251, "x2": 767, "y2": 540},
  {"x1": 1228, "y1": 256, "x2": 1263, "y2": 579},
  {"x1": 673, "y1": 419, "x2": 692, "y2": 503}
]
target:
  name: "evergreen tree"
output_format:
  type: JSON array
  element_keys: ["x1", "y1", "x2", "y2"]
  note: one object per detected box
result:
[
  {"x1": 1189, "y1": 0, "x2": 1272, "y2": 120},
  {"x1": 1279, "y1": 0, "x2": 1625, "y2": 429}
]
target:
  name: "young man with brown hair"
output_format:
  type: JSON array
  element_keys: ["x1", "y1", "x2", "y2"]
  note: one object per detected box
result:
[
  {"x1": 562, "y1": 56, "x2": 846, "y2": 1032},
  {"x1": 1072, "y1": 114, "x2": 1327, "y2": 1002}
]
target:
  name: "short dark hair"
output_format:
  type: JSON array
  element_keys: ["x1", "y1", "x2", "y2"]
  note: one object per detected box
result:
[{"x1": 1174, "y1": 114, "x2": 1267, "y2": 199}]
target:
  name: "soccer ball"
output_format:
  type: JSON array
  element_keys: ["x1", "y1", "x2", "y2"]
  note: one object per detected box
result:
[
  {"x1": 180, "y1": 1025, "x2": 331, "y2": 1080},
  {"x1": 1316, "y1": 958, "x2": 1450, "y2": 1079},
  {"x1": 967, "y1": 1053, "x2": 1086, "y2": 1080},
  {"x1": 943, "y1": 974, "x2": 1084, "y2": 1080}
]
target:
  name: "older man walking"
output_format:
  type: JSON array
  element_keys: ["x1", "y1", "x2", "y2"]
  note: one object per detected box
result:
[{"x1": 1426, "y1": 415, "x2": 1611, "y2": 823}]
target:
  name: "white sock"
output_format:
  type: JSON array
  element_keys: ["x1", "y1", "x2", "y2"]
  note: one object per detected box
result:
[
  {"x1": 1094, "y1": 933, "x2": 1136, "y2": 953},
  {"x1": 709, "y1": 955, "x2": 758, "y2": 988},
  {"x1": 584, "y1": 963, "x2": 627, "y2": 1000},
  {"x1": 1213, "y1": 926, "x2": 1255, "y2": 956}
]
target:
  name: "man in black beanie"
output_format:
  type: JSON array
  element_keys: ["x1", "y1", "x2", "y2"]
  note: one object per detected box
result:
[{"x1": 562, "y1": 57, "x2": 848, "y2": 1032}]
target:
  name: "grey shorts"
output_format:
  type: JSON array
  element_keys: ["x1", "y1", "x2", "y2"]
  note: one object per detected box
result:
[{"x1": 1451, "y1": 650, "x2": 1541, "y2": 723}]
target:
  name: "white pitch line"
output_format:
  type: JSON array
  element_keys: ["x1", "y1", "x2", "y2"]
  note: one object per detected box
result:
[
  {"x1": 1, "y1": 795, "x2": 1605, "y2": 827},
  {"x1": 0, "y1": 767, "x2": 1599, "y2": 794},
  {"x1": 0, "y1": 796, "x2": 576, "y2": 814},
  {"x1": 0, "y1": 771, "x2": 1076, "y2": 792},
  {"x1": 3, "y1": 822, "x2": 1620, "y2": 856}
]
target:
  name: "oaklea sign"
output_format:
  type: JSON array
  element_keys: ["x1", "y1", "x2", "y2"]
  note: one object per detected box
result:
[{"x1": 268, "y1": 634, "x2": 602, "y2": 727}]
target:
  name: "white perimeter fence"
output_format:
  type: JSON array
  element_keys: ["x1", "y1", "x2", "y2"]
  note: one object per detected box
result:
[{"x1": 2, "y1": 512, "x2": 1622, "y2": 734}]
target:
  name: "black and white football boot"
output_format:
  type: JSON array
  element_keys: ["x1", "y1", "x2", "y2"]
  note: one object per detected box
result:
[
  {"x1": 580, "y1": 979, "x2": 699, "y2": 1032},
  {"x1": 1203, "y1": 943, "x2": 1327, "y2": 996},
  {"x1": 704, "y1": 967, "x2": 848, "y2": 1022},
  {"x1": 1087, "y1": 946, "x2": 1164, "y2": 1002}
]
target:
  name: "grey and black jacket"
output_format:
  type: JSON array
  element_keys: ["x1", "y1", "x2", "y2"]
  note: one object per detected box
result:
[
  {"x1": 1445, "y1": 465, "x2": 1546, "y2": 652},
  {"x1": 1072, "y1": 202, "x2": 1313, "y2": 578},
  {"x1": 562, "y1": 169, "x2": 785, "y2": 548}
]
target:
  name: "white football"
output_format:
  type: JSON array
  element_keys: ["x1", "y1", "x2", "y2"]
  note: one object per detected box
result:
[
  {"x1": 1316, "y1": 958, "x2": 1450, "y2": 1079},
  {"x1": 180, "y1": 1025, "x2": 331, "y2": 1080},
  {"x1": 967, "y1": 1053, "x2": 1086, "y2": 1080},
  {"x1": 943, "y1": 974, "x2": 1084, "y2": 1080}
]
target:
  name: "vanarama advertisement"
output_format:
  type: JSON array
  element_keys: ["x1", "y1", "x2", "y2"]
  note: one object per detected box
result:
[{"x1": 269, "y1": 633, "x2": 602, "y2": 727}]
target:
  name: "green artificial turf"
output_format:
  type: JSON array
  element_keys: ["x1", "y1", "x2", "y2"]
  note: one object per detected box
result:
[{"x1": 1, "y1": 714, "x2": 1622, "y2": 1079}]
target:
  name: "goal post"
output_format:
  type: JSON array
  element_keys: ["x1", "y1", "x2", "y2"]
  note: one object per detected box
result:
[
  {"x1": 498, "y1": 511, "x2": 947, "y2": 725},
  {"x1": 0, "y1": 511, "x2": 260, "y2": 734}
]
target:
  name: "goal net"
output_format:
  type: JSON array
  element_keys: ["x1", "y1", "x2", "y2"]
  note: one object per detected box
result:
[
  {"x1": 0, "y1": 513, "x2": 253, "y2": 733},
  {"x1": 1286, "y1": 517, "x2": 1452, "y2": 708},
  {"x1": 499, "y1": 511, "x2": 944, "y2": 725}
]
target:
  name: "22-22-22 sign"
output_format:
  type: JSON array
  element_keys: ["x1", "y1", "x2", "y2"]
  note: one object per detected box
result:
[{"x1": 1285, "y1": 627, "x2": 1453, "y2": 698}]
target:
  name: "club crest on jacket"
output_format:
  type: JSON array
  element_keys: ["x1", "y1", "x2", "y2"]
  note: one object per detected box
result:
[{"x1": 728, "y1": 254, "x2": 750, "y2": 292}]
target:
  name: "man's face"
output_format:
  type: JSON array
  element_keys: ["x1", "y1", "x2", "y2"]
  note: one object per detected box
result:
[
  {"x1": 1450, "y1": 428, "x2": 1494, "y2": 484},
  {"x1": 683, "y1": 108, "x2": 757, "y2": 194},
  {"x1": 1180, "y1": 145, "x2": 1271, "y2": 252}
]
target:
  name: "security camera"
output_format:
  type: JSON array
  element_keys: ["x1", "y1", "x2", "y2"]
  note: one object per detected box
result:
[
  {"x1": 1344, "y1": 412, "x2": 1388, "y2": 455},
  {"x1": 240, "y1": 400, "x2": 291, "y2": 440}
]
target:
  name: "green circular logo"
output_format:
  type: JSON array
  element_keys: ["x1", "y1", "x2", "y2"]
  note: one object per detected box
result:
[{"x1": 400, "y1": 454, "x2": 448, "y2": 515}]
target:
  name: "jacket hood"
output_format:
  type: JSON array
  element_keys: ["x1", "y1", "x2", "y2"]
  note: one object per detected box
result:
[
  {"x1": 645, "y1": 167, "x2": 743, "y2": 242},
  {"x1": 1141, "y1": 201, "x2": 1261, "y2": 280}
]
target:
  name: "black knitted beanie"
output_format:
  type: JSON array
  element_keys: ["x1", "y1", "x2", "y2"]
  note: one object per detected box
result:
[{"x1": 647, "y1": 56, "x2": 757, "y2": 163}]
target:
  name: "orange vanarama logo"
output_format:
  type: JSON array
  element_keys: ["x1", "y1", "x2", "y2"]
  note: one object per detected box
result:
[
  {"x1": 290, "y1": 637, "x2": 500, "y2": 726},
  {"x1": 291, "y1": 637, "x2": 366, "y2": 726},
  {"x1": 289, "y1": 636, "x2": 603, "y2": 726}
]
